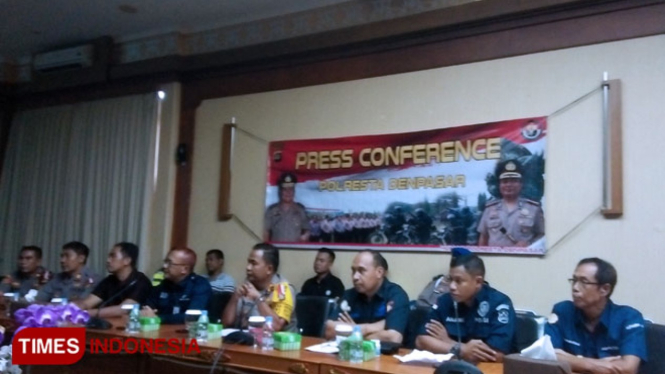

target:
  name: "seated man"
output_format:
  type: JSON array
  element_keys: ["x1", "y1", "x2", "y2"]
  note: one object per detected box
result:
[
  {"x1": 1, "y1": 246, "x2": 52, "y2": 297},
  {"x1": 300, "y1": 247, "x2": 344, "y2": 299},
  {"x1": 222, "y1": 243, "x2": 297, "y2": 332},
  {"x1": 416, "y1": 254, "x2": 515, "y2": 363},
  {"x1": 325, "y1": 250, "x2": 409, "y2": 343},
  {"x1": 143, "y1": 248, "x2": 212, "y2": 324},
  {"x1": 416, "y1": 247, "x2": 471, "y2": 308},
  {"x1": 76, "y1": 242, "x2": 152, "y2": 318},
  {"x1": 206, "y1": 249, "x2": 235, "y2": 293},
  {"x1": 545, "y1": 258, "x2": 646, "y2": 374},
  {"x1": 36, "y1": 241, "x2": 102, "y2": 302}
]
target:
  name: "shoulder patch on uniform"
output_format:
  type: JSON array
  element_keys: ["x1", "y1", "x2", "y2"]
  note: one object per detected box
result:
[
  {"x1": 485, "y1": 199, "x2": 500, "y2": 207},
  {"x1": 495, "y1": 303, "x2": 510, "y2": 311},
  {"x1": 547, "y1": 313, "x2": 559, "y2": 324},
  {"x1": 524, "y1": 199, "x2": 541, "y2": 206},
  {"x1": 625, "y1": 323, "x2": 643, "y2": 330}
]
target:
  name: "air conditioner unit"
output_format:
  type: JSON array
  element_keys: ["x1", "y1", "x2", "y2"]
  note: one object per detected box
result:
[{"x1": 33, "y1": 45, "x2": 94, "y2": 72}]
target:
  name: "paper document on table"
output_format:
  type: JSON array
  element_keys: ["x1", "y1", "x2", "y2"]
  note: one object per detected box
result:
[
  {"x1": 394, "y1": 350, "x2": 453, "y2": 364},
  {"x1": 306, "y1": 341, "x2": 339, "y2": 354},
  {"x1": 520, "y1": 335, "x2": 557, "y2": 361}
]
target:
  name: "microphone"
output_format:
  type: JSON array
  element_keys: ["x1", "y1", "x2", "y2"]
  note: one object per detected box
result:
[
  {"x1": 434, "y1": 301, "x2": 483, "y2": 374},
  {"x1": 86, "y1": 279, "x2": 138, "y2": 330},
  {"x1": 453, "y1": 301, "x2": 462, "y2": 345}
]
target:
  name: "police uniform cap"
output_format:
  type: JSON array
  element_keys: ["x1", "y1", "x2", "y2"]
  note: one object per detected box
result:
[
  {"x1": 278, "y1": 172, "x2": 297, "y2": 188},
  {"x1": 496, "y1": 159, "x2": 523, "y2": 179},
  {"x1": 451, "y1": 247, "x2": 472, "y2": 258}
]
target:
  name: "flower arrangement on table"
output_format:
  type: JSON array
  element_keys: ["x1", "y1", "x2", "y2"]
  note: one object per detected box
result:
[
  {"x1": 14, "y1": 303, "x2": 90, "y2": 331},
  {"x1": 0, "y1": 326, "x2": 19, "y2": 374},
  {"x1": 0, "y1": 303, "x2": 90, "y2": 373}
]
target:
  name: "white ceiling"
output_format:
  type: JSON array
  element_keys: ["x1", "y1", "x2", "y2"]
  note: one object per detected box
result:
[{"x1": 0, "y1": 0, "x2": 353, "y2": 62}]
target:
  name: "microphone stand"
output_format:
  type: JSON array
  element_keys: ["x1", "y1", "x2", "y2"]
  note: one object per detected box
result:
[{"x1": 86, "y1": 279, "x2": 138, "y2": 330}]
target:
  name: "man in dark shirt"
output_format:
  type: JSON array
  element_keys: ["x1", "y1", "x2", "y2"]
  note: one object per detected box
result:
[
  {"x1": 143, "y1": 247, "x2": 211, "y2": 324},
  {"x1": 300, "y1": 248, "x2": 344, "y2": 299},
  {"x1": 325, "y1": 250, "x2": 409, "y2": 344},
  {"x1": 76, "y1": 242, "x2": 152, "y2": 318},
  {"x1": 416, "y1": 253, "x2": 515, "y2": 363},
  {"x1": 545, "y1": 258, "x2": 646, "y2": 374}
]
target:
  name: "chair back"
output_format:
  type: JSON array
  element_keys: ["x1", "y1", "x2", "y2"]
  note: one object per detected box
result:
[
  {"x1": 640, "y1": 322, "x2": 665, "y2": 374},
  {"x1": 295, "y1": 295, "x2": 331, "y2": 337},
  {"x1": 207, "y1": 291, "x2": 233, "y2": 324},
  {"x1": 403, "y1": 304, "x2": 431, "y2": 349},
  {"x1": 513, "y1": 311, "x2": 541, "y2": 352}
]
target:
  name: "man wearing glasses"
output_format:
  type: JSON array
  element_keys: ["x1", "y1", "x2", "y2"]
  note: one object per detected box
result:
[
  {"x1": 143, "y1": 248, "x2": 212, "y2": 324},
  {"x1": 545, "y1": 258, "x2": 646, "y2": 374}
]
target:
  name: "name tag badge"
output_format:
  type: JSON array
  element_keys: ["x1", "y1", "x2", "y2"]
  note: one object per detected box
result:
[
  {"x1": 173, "y1": 306, "x2": 180, "y2": 314},
  {"x1": 160, "y1": 292, "x2": 168, "y2": 299}
]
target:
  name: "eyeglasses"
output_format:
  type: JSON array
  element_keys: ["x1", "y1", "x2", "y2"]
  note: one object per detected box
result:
[
  {"x1": 568, "y1": 277, "x2": 600, "y2": 287},
  {"x1": 164, "y1": 259, "x2": 187, "y2": 267}
]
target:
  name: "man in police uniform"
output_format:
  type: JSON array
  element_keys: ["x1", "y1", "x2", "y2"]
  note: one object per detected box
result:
[
  {"x1": 0, "y1": 246, "x2": 52, "y2": 297},
  {"x1": 76, "y1": 242, "x2": 152, "y2": 318},
  {"x1": 36, "y1": 242, "x2": 102, "y2": 302},
  {"x1": 545, "y1": 258, "x2": 646, "y2": 374},
  {"x1": 416, "y1": 254, "x2": 515, "y2": 363},
  {"x1": 222, "y1": 243, "x2": 298, "y2": 332},
  {"x1": 300, "y1": 247, "x2": 345, "y2": 299},
  {"x1": 416, "y1": 247, "x2": 471, "y2": 308},
  {"x1": 325, "y1": 251, "x2": 409, "y2": 343},
  {"x1": 477, "y1": 159, "x2": 544, "y2": 247},
  {"x1": 263, "y1": 172, "x2": 310, "y2": 243},
  {"x1": 143, "y1": 247, "x2": 211, "y2": 324}
]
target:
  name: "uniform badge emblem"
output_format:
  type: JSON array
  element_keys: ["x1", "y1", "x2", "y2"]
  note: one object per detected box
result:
[
  {"x1": 496, "y1": 304, "x2": 510, "y2": 324},
  {"x1": 478, "y1": 301, "x2": 490, "y2": 317},
  {"x1": 386, "y1": 301, "x2": 394, "y2": 313},
  {"x1": 547, "y1": 313, "x2": 559, "y2": 324}
]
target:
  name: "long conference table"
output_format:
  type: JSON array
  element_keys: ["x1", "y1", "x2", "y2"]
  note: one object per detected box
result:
[{"x1": 22, "y1": 318, "x2": 503, "y2": 374}]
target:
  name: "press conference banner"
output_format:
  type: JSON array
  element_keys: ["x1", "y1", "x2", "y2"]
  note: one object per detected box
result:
[{"x1": 264, "y1": 117, "x2": 547, "y2": 255}]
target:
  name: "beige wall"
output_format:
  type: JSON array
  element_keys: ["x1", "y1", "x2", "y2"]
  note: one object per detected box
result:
[{"x1": 188, "y1": 35, "x2": 665, "y2": 322}]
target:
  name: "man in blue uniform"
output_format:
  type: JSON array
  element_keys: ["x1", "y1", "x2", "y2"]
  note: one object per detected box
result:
[
  {"x1": 325, "y1": 250, "x2": 409, "y2": 344},
  {"x1": 143, "y1": 247, "x2": 211, "y2": 324},
  {"x1": 416, "y1": 253, "x2": 515, "y2": 363},
  {"x1": 545, "y1": 258, "x2": 646, "y2": 374}
]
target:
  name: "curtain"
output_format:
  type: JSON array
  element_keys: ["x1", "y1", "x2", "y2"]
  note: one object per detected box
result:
[{"x1": 0, "y1": 93, "x2": 158, "y2": 275}]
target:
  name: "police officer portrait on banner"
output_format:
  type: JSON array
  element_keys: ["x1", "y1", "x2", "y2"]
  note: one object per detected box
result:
[
  {"x1": 264, "y1": 172, "x2": 310, "y2": 243},
  {"x1": 477, "y1": 159, "x2": 544, "y2": 248}
]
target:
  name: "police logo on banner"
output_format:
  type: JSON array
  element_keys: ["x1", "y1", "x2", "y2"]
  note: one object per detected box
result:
[
  {"x1": 478, "y1": 301, "x2": 490, "y2": 317},
  {"x1": 496, "y1": 304, "x2": 510, "y2": 324}
]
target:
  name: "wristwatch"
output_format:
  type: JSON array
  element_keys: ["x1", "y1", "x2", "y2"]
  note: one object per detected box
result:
[{"x1": 450, "y1": 343, "x2": 461, "y2": 359}]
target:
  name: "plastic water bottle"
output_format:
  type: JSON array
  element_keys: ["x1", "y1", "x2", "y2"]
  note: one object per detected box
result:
[
  {"x1": 196, "y1": 310, "x2": 209, "y2": 342},
  {"x1": 348, "y1": 325, "x2": 364, "y2": 363},
  {"x1": 126, "y1": 304, "x2": 140, "y2": 333},
  {"x1": 262, "y1": 316, "x2": 274, "y2": 350}
]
